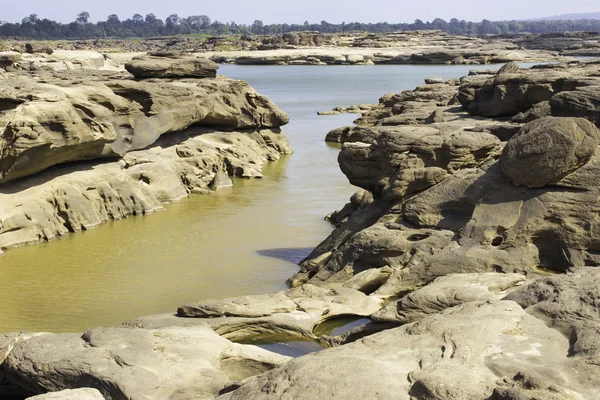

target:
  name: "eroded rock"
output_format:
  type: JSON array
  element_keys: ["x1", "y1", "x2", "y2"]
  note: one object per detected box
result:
[{"x1": 500, "y1": 116, "x2": 599, "y2": 188}]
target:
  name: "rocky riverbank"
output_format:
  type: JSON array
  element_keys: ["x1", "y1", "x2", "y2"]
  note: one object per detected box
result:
[
  {"x1": 3, "y1": 58, "x2": 600, "y2": 399},
  {"x1": 0, "y1": 53, "x2": 290, "y2": 255},
  {"x1": 1, "y1": 30, "x2": 580, "y2": 67}
]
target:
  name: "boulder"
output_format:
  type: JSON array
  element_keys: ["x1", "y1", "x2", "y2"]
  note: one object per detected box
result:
[
  {"x1": 125, "y1": 56, "x2": 218, "y2": 79},
  {"x1": 500, "y1": 116, "x2": 599, "y2": 188},
  {"x1": 496, "y1": 61, "x2": 519, "y2": 74}
]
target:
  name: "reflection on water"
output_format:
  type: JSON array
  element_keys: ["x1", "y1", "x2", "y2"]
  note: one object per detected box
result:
[{"x1": 1, "y1": 64, "x2": 509, "y2": 333}]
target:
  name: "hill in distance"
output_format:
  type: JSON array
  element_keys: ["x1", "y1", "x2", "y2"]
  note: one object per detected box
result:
[{"x1": 529, "y1": 11, "x2": 600, "y2": 21}]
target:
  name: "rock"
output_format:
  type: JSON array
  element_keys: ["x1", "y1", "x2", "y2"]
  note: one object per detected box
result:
[
  {"x1": 424, "y1": 109, "x2": 445, "y2": 124},
  {"x1": 500, "y1": 116, "x2": 599, "y2": 188},
  {"x1": 3, "y1": 324, "x2": 290, "y2": 399},
  {"x1": 125, "y1": 56, "x2": 219, "y2": 79},
  {"x1": 497, "y1": 61, "x2": 519, "y2": 74},
  {"x1": 510, "y1": 100, "x2": 551, "y2": 123},
  {"x1": 175, "y1": 285, "x2": 382, "y2": 342},
  {"x1": 505, "y1": 267, "x2": 600, "y2": 362},
  {"x1": 424, "y1": 77, "x2": 446, "y2": 84},
  {"x1": 0, "y1": 128, "x2": 291, "y2": 250},
  {"x1": 550, "y1": 85, "x2": 600, "y2": 125},
  {"x1": 26, "y1": 388, "x2": 104, "y2": 400},
  {"x1": 459, "y1": 62, "x2": 600, "y2": 117},
  {"x1": 373, "y1": 273, "x2": 526, "y2": 323},
  {"x1": 217, "y1": 301, "x2": 596, "y2": 400},
  {"x1": 0, "y1": 71, "x2": 288, "y2": 183}
]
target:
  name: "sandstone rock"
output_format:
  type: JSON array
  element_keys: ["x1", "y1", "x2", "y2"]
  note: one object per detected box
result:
[
  {"x1": 424, "y1": 76, "x2": 446, "y2": 84},
  {"x1": 26, "y1": 388, "x2": 104, "y2": 400},
  {"x1": 217, "y1": 301, "x2": 596, "y2": 400},
  {"x1": 550, "y1": 85, "x2": 600, "y2": 125},
  {"x1": 3, "y1": 324, "x2": 289, "y2": 399},
  {"x1": 511, "y1": 100, "x2": 551, "y2": 123},
  {"x1": 176, "y1": 285, "x2": 382, "y2": 342},
  {"x1": 0, "y1": 71, "x2": 289, "y2": 183},
  {"x1": 505, "y1": 267, "x2": 600, "y2": 362},
  {"x1": 125, "y1": 56, "x2": 219, "y2": 79},
  {"x1": 497, "y1": 61, "x2": 519, "y2": 74},
  {"x1": 0, "y1": 128, "x2": 291, "y2": 250},
  {"x1": 459, "y1": 63, "x2": 600, "y2": 117},
  {"x1": 373, "y1": 273, "x2": 526, "y2": 323},
  {"x1": 500, "y1": 116, "x2": 599, "y2": 188}
]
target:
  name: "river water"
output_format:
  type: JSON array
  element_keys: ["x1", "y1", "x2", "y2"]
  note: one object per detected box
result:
[{"x1": 0, "y1": 64, "x2": 505, "y2": 333}]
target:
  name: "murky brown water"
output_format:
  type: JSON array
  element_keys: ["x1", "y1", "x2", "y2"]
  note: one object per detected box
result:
[{"x1": 0, "y1": 64, "x2": 506, "y2": 333}]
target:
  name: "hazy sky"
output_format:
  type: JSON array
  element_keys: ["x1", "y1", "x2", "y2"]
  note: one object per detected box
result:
[{"x1": 3, "y1": 0, "x2": 599, "y2": 25}]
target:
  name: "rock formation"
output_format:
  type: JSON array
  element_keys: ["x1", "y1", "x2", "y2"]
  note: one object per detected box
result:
[
  {"x1": 2, "y1": 54, "x2": 600, "y2": 400},
  {"x1": 0, "y1": 53, "x2": 290, "y2": 255}
]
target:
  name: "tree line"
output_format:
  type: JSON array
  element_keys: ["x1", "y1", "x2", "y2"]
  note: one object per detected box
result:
[{"x1": 2, "y1": 12, "x2": 600, "y2": 39}]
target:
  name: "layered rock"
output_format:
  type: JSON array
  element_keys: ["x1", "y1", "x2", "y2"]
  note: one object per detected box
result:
[
  {"x1": 2, "y1": 324, "x2": 290, "y2": 399},
  {"x1": 0, "y1": 127, "x2": 290, "y2": 251},
  {"x1": 0, "y1": 70, "x2": 288, "y2": 184},
  {"x1": 296, "y1": 61, "x2": 600, "y2": 296},
  {"x1": 218, "y1": 301, "x2": 596, "y2": 400},
  {"x1": 459, "y1": 61, "x2": 600, "y2": 117},
  {"x1": 125, "y1": 55, "x2": 219, "y2": 79},
  {"x1": 126, "y1": 285, "x2": 382, "y2": 343}
]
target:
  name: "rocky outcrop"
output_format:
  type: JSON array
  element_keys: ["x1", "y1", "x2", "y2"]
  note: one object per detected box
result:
[
  {"x1": 296, "y1": 61, "x2": 600, "y2": 297},
  {"x1": 505, "y1": 267, "x2": 600, "y2": 363},
  {"x1": 123, "y1": 285, "x2": 382, "y2": 343},
  {"x1": 125, "y1": 55, "x2": 218, "y2": 79},
  {"x1": 218, "y1": 301, "x2": 596, "y2": 400},
  {"x1": 458, "y1": 61, "x2": 600, "y2": 117},
  {"x1": 2, "y1": 324, "x2": 290, "y2": 399},
  {"x1": 372, "y1": 273, "x2": 526, "y2": 323},
  {"x1": 0, "y1": 70, "x2": 288, "y2": 184}
]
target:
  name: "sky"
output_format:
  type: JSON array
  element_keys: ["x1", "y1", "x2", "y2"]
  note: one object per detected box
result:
[{"x1": 2, "y1": 0, "x2": 599, "y2": 25}]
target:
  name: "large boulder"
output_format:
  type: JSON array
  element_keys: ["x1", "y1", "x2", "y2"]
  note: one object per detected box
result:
[
  {"x1": 125, "y1": 56, "x2": 218, "y2": 79},
  {"x1": 500, "y1": 116, "x2": 599, "y2": 188}
]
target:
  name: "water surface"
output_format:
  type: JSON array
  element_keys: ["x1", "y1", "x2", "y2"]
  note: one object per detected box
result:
[{"x1": 0, "y1": 63, "x2": 507, "y2": 333}]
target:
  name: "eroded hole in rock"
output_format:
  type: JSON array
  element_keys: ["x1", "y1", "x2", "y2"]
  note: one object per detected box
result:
[
  {"x1": 313, "y1": 316, "x2": 371, "y2": 337},
  {"x1": 492, "y1": 265, "x2": 504, "y2": 273},
  {"x1": 407, "y1": 233, "x2": 430, "y2": 242},
  {"x1": 238, "y1": 337, "x2": 323, "y2": 358},
  {"x1": 491, "y1": 236, "x2": 504, "y2": 247},
  {"x1": 111, "y1": 89, "x2": 153, "y2": 116},
  {"x1": 0, "y1": 99, "x2": 24, "y2": 113}
]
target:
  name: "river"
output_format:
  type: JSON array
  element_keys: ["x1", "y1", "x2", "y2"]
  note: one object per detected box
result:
[{"x1": 0, "y1": 63, "x2": 506, "y2": 333}]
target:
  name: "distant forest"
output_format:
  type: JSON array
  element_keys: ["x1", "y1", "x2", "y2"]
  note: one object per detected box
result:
[{"x1": 2, "y1": 12, "x2": 600, "y2": 39}]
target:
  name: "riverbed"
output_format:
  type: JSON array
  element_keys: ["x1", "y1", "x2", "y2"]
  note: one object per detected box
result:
[{"x1": 0, "y1": 63, "x2": 507, "y2": 333}]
